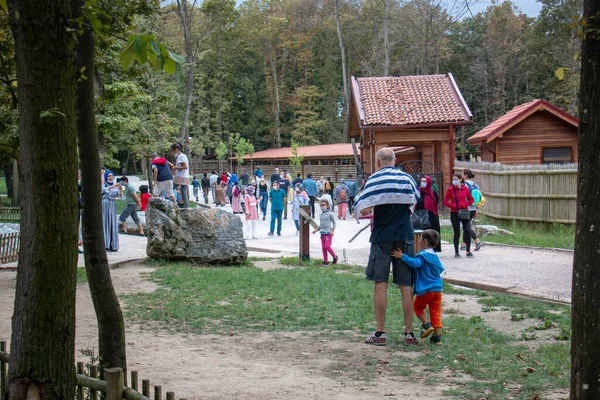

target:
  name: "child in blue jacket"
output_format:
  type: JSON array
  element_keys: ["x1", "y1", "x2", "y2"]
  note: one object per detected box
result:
[{"x1": 392, "y1": 229, "x2": 445, "y2": 345}]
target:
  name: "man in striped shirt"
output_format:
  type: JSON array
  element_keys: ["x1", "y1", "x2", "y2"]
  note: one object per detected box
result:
[{"x1": 360, "y1": 148, "x2": 419, "y2": 347}]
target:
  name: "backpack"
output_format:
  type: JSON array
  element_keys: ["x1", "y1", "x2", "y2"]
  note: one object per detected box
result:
[
  {"x1": 465, "y1": 181, "x2": 482, "y2": 207},
  {"x1": 338, "y1": 188, "x2": 347, "y2": 201}
]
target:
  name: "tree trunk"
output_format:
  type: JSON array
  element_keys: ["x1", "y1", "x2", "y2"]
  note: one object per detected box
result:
[
  {"x1": 571, "y1": 1, "x2": 600, "y2": 398},
  {"x1": 267, "y1": 42, "x2": 282, "y2": 148},
  {"x1": 74, "y1": 1, "x2": 127, "y2": 374},
  {"x1": 334, "y1": 0, "x2": 350, "y2": 137},
  {"x1": 11, "y1": 159, "x2": 19, "y2": 207},
  {"x1": 177, "y1": 0, "x2": 195, "y2": 153},
  {"x1": 383, "y1": 0, "x2": 390, "y2": 76},
  {"x1": 6, "y1": 0, "x2": 79, "y2": 398},
  {"x1": 3, "y1": 164, "x2": 13, "y2": 199}
]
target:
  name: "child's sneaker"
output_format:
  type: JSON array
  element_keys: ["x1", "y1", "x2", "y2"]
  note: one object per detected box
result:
[
  {"x1": 403, "y1": 332, "x2": 418, "y2": 345},
  {"x1": 364, "y1": 332, "x2": 386, "y2": 346},
  {"x1": 321, "y1": 261, "x2": 329, "y2": 266},
  {"x1": 420, "y1": 322, "x2": 434, "y2": 338},
  {"x1": 430, "y1": 334, "x2": 442, "y2": 345},
  {"x1": 332, "y1": 256, "x2": 338, "y2": 265}
]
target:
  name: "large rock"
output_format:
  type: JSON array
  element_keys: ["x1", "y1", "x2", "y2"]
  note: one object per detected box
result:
[
  {"x1": 126, "y1": 212, "x2": 146, "y2": 234},
  {"x1": 146, "y1": 198, "x2": 247, "y2": 264},
  {"x1": 473, "y1": 224, "x2": 515, "y2": 237}
]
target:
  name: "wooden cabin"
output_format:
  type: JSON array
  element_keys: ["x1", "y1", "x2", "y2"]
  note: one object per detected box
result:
[
  {"x1": 347, "y1": 74, "x2": 473, "y2": 193},
  {"x1": 467, "y1": 99, "x2": 579, "y2": 164}
]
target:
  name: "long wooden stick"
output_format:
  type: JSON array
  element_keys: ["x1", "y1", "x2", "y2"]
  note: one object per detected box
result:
[{"x1": 348, "y1": 221, "x2": 372, "y2": 243}]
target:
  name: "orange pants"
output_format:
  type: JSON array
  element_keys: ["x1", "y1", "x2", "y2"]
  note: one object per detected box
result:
[{"x1": 413, "y1": 292, "x2": 442, "y2": 328}]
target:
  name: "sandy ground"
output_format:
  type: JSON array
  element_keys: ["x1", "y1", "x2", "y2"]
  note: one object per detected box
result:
[{"x1": 0, "y1": 260, "x2": 569, "y2": 400}]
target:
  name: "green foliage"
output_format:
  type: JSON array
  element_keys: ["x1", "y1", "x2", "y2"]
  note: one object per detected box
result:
[
  {"x1": 214, "y1": 141, "x2": 228, "y2": 161},
  {"x1": 120, "y1": 33, "x2": 185, "y2": 82},
  {"x1": 288, "y1": 141, "x2": 304, "y2": 174},
  {"x1": 0, "y1": 0, "x2": 6, "y2": 13},
  {"x1": 234, "y1": 136, "x2": 254, "y2": 165}
]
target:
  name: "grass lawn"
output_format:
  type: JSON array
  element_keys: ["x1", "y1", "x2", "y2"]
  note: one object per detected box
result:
[
  {"x1": 125, "y1": 259, "x2": 571, "y2": 399},
  {"x1": 440, "y1": 214, "x2": 574, "y2": 250},
  {"x1": 77, "y1": 268, "x2": 88, "y2": 284},
  {"x1": 0, "y1": 177, "x2": 7, "y2": 195}
]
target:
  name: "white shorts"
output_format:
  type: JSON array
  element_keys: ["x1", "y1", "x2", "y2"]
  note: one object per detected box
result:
[{"x1": 154, "y1": 180, "x2": 174, "y2": 198}]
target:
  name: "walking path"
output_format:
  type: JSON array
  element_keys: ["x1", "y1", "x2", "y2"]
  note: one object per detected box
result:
[{"x1": 0, "y1": 178, "x2": 574, "y2": 303}]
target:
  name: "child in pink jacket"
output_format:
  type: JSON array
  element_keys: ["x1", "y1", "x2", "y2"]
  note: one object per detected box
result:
[{"x1": 244, "y1": 185, "x2": 260, "y2": 239}]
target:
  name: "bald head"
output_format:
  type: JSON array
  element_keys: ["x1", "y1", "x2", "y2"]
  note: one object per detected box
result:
[{"x1": 376, "y1": 148, "x2": 396, "y2": 169}]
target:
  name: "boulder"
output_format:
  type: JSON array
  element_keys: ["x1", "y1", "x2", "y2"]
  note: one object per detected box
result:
[
  {"x1": 145, "y1": 198, "x2": 247, "y2": 264},
  {"x1": 473, "y1": 224, "x2": 515, "y2": 237}
]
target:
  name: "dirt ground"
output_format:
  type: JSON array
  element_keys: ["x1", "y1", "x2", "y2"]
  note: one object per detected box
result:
[{"x1": 0, "y1": 261, "x2": 569, "y2": 400}]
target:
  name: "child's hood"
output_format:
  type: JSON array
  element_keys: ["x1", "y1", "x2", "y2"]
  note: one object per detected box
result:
[{"x1": 419, "y1": 251, "x2": 445, "y2": 276}]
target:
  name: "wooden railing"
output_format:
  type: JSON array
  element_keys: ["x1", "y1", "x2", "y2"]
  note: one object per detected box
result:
[
  {"x1": 0, "y1": 207, "x2": 20, "y2": 222},
  {"x1": 0, "y1": 341, "x2": 183, "y2": 400},
  {"x1": 0, "y1": 233, "x2": 19, "y2": 264}
]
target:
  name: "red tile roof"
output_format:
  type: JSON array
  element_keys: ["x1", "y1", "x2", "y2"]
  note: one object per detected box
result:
[
  {"x1": 468, "y1": 99, "x2": 579, "y2": 144},
  {"x1": 352, "y1": 74, "x2": 472, "y2": 127},
  {"x1": 235, "y1": 143, "x2": 413, "y2": 161}
]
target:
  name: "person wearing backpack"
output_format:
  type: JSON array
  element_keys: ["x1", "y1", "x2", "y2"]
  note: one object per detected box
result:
[
  {"x1": 334, "y1": 178, "x2": 350, "y2": 220},
  {"x1": 462, "y1": 169, "x2": 485, "y2": 251}
]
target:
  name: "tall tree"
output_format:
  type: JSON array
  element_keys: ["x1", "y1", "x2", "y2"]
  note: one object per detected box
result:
[
  {"x1": 571, "y1": 0, "x2": 600, "y2": 398},
  {"x1": 74, "y1": 0, "x2": 127, "y2": 373},
  {"x1": 176, "y1": 0, "x2": 197, "y2": 150},
  {"x1": 383, "y1": 0, "x2": 390, "y2": 76},
  {"x1": 334, "y1": 0, "x2": 349, "y2": 124},
  {"x1": 6, "y1": 0, "x2": 79, "y2": 398}
]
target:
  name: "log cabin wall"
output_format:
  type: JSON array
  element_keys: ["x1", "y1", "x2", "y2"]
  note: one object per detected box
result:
[{"x1": 496, "y1": 112, "x2": 578, "y2": 164}]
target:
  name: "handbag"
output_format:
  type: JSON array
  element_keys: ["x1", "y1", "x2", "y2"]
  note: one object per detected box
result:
[
  {"x1": 454, "y1": 187, "x2": 471, "y2": 221},
  {"x1": 411, "y1": 209, "x2": 431, "y2": 230}
]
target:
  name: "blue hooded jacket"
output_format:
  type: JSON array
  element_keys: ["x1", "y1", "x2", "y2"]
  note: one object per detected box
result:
[{"x1": 401, "y1": 249, "x2": 445, "y2": 296}]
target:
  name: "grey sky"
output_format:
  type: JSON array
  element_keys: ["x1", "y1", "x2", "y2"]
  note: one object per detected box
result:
[{"x1": 469, "y1": 0, "x2": 542, "y2": 17}]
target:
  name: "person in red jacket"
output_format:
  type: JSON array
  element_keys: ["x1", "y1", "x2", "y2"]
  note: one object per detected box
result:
[{"x1": 443, "y1": 173, "x2": 474, "y2": 258}]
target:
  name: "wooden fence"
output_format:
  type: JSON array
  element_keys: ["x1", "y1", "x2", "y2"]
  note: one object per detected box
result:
[
  {"x1": 0, "y1": 341, "x2": 183, "y2": 400},
  {"x1": 0, "y1": 232, "x2": 19, "y2": 264},
  {"x1": 454, "y1": 160, "x2": 577, "y2": 224},
  {"x1": 0, "y1": 207, "x2": 19, "y2": 222}
]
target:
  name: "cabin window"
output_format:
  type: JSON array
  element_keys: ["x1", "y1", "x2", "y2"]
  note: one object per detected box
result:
[{"x1": 542, "y1": 147, "x2": 572, "y2": 164}]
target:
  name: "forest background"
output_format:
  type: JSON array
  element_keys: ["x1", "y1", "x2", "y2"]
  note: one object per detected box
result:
[{"x1": 0, "y1": 0, "x2": 582, "y2": 176}]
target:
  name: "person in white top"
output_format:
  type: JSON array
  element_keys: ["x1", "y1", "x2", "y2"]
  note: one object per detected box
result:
[{"x1": 171, "y1": 142, "x2": 190, "y2": 208}]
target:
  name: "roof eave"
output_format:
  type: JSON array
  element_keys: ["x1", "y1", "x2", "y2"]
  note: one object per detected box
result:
[
  {"x1": 447, "y1": 72, "x2": 473, "y2": 120},
  {"x1": 359, "y1": 120, "x2": 473, "y2": 130}
]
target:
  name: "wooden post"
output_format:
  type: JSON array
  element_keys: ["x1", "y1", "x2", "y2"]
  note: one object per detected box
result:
[
  {"x1": 131, "y1": 371, "x2": 138, "y2": 391},
  {"x1": 89, "y1": 365, "x2": 98, "y2": 400},
  {"x1": 299, "y1": 204, "x2": 311, "y2": 262},
  {"x1": 142, "y1": 380, "x2": 150, "y2": 397},
  {"x1": 76, "y1": 362, "x2": 85, "y2": 400},
  {"x1": 154, "y1": 385, "x2": 162, "y2": 400},
  {"x1": 105, "y1": 367, "x2": 124, "y2": 400},
  {"x1": 166, "y1": 393, "x2": 175, "y2": 400},
  {"x1": 1, "y1": 341, "x2": 6, "y2": 396}
]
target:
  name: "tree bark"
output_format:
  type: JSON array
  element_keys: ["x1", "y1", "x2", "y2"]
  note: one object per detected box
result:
[
  {"x1": 10, "y1": 159, "x2": 18, "y2": 207},
  {"x1": 383, "y1": 0, "x2": 390, "y2": 76},
  {"x1": 6, "y1": 0, "x2": 79, "y2": 398},
  {"x1": 177, "y1": 0, "x2": 195, "y2": 153},
  {"x1": 74, "y1": 0, "x2": 127, "y2": 373},
  {"x1": 571, "y1": 0, "x2": 600, "y2": 398},
  {"x1": 334, "y1": 0, "x2": 349, "y2": 136}
]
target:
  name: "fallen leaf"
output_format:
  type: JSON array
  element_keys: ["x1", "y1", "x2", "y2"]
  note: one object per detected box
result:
[
  {"x1": 526, "y1": 367, "x2": 537, "y2": 373},
  {"x1": 535, "y1": 360, "x2": 544, "y2": 366}
]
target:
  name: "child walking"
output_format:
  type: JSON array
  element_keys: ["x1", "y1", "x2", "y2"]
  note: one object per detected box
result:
[
  {"x1": 312, "y1": 200, "x2": 338, "y2": 266},
  {"x1": 291, "y1": 184, "x2": 309, "y2": 235},
  {"x1": 139, "y1": 185, "x2": 151, "y2": 212},
  {"x1": 243, "y1": 185, "x2": 260, "y2": 239},
  {"x1": 391, "y1": 229, "x2": 445, "y2": 345}
]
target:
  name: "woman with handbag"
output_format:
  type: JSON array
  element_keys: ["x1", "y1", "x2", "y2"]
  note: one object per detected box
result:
[
  {"x1": 443, "y1": 173, "x2": 474, "y2": 258},
  {"x1": 415, "y1": 175, "x2": 441, "y2": 252}
]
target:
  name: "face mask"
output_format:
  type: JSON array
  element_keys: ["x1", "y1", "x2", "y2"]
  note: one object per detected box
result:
[
  {"x1": 452, "y1": 179, "x2": 460, "y2": 186},
  {"x1": 420, "y1": 182, "x2": 427, "y2": 188},
  {"x1": 320, "y1": 206, "x2": 328, "y2": 212}
]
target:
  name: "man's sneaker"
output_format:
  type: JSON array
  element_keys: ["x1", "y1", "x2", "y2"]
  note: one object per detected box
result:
[
  {"x1": 460, "y1": 244, "x2": 466, "y2": 251},
  {"x1": 267, "y1": 232, "x2": 274, "y2": 236},
  {"x1": 364, "y1": 332, "x2": 386, "y2": 346},
  {"x1": 332, "y1": 256, "x2": 338, "y2": 265},
  {"x1": 430, "y1": 334, "x2": 442, "y2": 345},
  {"x1": 466, "y1": 252, "x2": 474, "y2": 258},
  {"x1": 420, "y1": 322, "x2": 434, "y2": 338},
  {"x1": 454, "y1": 253, "x2": 461, "y2": 258},
  {"x1": 475, "y1": 241, "x2": 485, "y2": 251},
  {"x1": 404, "y1": 332, "x2": 418, "y2": 345}
]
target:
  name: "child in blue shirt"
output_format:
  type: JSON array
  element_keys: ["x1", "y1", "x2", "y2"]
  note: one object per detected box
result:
[{"x1": 392, "y1": 229, "x2": 445, "y2": 345}]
